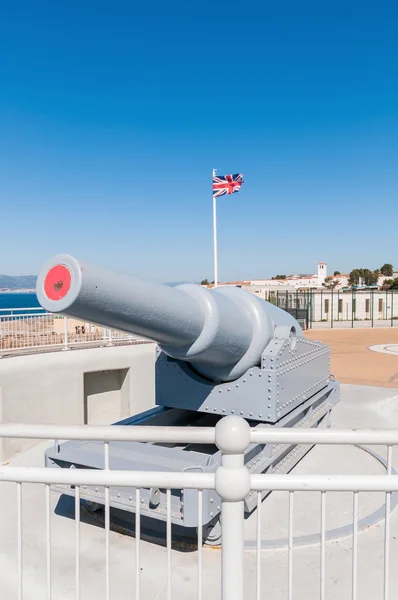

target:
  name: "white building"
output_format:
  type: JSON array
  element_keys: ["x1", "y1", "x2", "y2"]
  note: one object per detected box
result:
[
  {"x1": 243, "y1": 263, "x2": 396, "y2": 292},
  {"x1": 210, "y1": 263, "x2": 397, "y2": 295},
  {"x1": 248, "y1": 262, "x2": 330, "y2": 290}
]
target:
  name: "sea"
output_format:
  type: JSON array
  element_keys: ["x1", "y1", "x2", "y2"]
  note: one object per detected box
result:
[
  {"x1": 0, "y1": 283, "x2": 190, "y2": 314},
  {"x1": 0, "y1": 292, "x2": 41, "y2": 314}
]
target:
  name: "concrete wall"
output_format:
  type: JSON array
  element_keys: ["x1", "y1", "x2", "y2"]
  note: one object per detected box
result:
[{"x1": 0, "y1": 344, "x2": 156, "y2": 462}]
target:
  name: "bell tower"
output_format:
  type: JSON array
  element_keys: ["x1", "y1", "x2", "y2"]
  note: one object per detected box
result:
[{"x1": 318, "y1": 262, "x2": 327, "y2": 285}]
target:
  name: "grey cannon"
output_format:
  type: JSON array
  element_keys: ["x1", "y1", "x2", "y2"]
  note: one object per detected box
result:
[
  {"x1": 38, "y1": 254, "x2": 339, "y2": 544},
  {"x1": 36, "y1": 253, "x2": 301, "y2": 384}
]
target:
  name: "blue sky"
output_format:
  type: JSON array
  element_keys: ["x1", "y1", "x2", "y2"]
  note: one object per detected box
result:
[{"x1": 0, "y1": 2, "x2": 397, "y2": 282}]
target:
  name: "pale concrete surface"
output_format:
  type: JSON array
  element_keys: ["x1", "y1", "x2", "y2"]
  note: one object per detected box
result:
[
  {"x1": 370, "y1": 344, "x2": 398, "y2": 356},
  {"x1": 84, "y1": 367, "x2": 130, "y2": 425},
  {"x1": 0, "y1": 344, "x2": 155, "y2": 461},
  {"x1": 1, "y1": 384, "x2": 398, "y2": 599}
]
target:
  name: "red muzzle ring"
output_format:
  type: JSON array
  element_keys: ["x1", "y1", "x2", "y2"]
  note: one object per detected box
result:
[{"x1": 44, "y1": 265, "x2": 72, "y2": 301}]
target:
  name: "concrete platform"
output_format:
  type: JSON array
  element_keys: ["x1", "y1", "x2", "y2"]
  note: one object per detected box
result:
[
  {"x1": 370, "y1": 344, "x2": 398, "y2": 356},
  {"x1": 1, "y1": 383, "x2": 398, "y2": 599}
]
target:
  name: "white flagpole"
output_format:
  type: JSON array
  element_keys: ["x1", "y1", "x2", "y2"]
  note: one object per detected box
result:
[{"x1": 212, "y1": 169, "x2": 218, "y2": 287}]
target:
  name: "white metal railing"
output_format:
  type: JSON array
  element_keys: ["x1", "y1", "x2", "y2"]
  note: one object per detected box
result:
[
  {"x1": 0, "y1": 308, "x2": 150, "y2": 354},
  {"x1": 0, "y1": 417, "x2": 397, "y2": 600}
]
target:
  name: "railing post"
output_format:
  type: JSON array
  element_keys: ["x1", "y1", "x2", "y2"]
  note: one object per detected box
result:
[
  {"x1": 371, "y1": 289, "x2": 374, "y2": 328},
  {"x1": 215, "y1": 416, "x2": 251, "y2": 600},
  {"x1": 63, "y1": 316, "x2": 69, "y2": 350}
]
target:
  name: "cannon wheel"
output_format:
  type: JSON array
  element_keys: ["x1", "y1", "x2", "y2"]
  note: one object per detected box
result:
[{"x1": 199, "y1": 516, "x2": 222, "y2": 547}]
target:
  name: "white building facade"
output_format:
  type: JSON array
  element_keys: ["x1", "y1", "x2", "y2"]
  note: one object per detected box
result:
[
  {"x1": 248, "y1": 262, "x2": 331, "y2": 290},
  {"x1": 244, "y1": 262, "x2": 395, "y2": 292},
  {"x1": 247, "y1": 287, "x2": 398, "y2": 326}
]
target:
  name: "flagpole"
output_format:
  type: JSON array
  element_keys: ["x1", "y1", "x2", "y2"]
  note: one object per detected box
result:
[{"x1": 212, "y1": 168, "x2": 218, "y2": 287}]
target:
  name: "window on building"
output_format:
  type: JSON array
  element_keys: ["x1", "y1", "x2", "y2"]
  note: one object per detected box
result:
[
  {"x1": 379, "y1": 298, "x2": 384, "y2": 313},
  {"x1": 365, "y1": 299, "x2": 370, "y2": 313},
  {"x1": 338, "y1": 299, "x2": 343, "y2": 314},
  {"x1": 324, "y1": 299, "x2": 329, "y2": 314}
]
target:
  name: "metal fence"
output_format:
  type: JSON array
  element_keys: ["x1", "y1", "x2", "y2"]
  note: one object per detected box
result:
[
  {"x1": 1, "y1": 288, "x2": 397, "y2": 356},
  {"x1": 268, "y1": 289, "x2": 398, "y2": 329},
  {"x1": 0, "y1": 417, "x2": 397, "y2": 599},
  {"x1": 0, "y1": 308, "x2": 150, "y2": 354}
]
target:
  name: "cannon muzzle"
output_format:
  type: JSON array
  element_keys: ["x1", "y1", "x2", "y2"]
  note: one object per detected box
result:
[{"x1": 37, "y1": 254, "x2": 302, "y2": 383}]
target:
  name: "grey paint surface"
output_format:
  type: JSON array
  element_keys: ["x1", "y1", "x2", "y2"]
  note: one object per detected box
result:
[
  {"x1": 36, "y1": 254, "x2": 302, "y2": 382},
  {"x1": 45, "y1": 384, "x2": 339, "y2": 529},
  {"x1": 156, "y1": 336, "x2": 331, "y2": 423},
  {"x1": 36, "y1": 253, "x2": 338, "y2": 539}
]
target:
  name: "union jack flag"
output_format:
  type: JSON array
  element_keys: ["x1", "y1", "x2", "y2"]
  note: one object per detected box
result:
[{"x1": 213, "y1": 173, "x2": 244, "y2": 198}]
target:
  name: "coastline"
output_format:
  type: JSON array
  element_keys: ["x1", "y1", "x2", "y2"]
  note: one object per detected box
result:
[{"x1": 0, "y1": 289, "x2": 36, "y2": 293}]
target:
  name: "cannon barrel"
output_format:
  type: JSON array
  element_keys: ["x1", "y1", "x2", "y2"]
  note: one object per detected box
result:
[{"x1": 36, "y1": 254, "x2": 302, "y2": 383}]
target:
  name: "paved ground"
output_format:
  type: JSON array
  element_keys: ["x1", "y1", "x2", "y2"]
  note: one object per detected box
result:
[{"x1": 305, "y1": 328, "x2": 398, "y2": 388}]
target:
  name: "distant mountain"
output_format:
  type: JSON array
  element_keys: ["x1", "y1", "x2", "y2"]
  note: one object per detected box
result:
[
  {"x1": 0, "y1": 274, "x2": 37, "y2": 290},
  {"x1": 165, "y1": 282, "x2": 200, "y2": 286}
]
